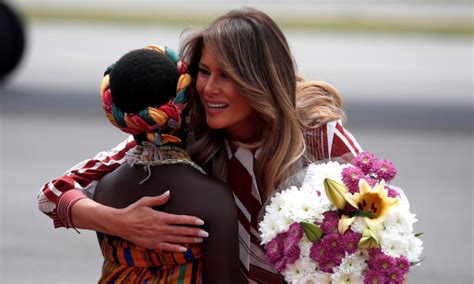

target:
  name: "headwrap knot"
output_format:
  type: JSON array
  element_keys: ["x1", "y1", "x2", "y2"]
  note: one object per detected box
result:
[{"x1": 100, "y1": 45, "x2": 191, "y2": 146}]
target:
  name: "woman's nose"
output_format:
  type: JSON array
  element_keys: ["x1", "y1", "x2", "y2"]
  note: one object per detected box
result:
[{"x1": 203, "y1": 74, "x2": 220, "y2": 96}]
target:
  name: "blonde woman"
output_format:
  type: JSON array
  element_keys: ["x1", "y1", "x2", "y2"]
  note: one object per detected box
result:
[{"x1": 38, "y1": 8, "x2": 361, "y2": 282}]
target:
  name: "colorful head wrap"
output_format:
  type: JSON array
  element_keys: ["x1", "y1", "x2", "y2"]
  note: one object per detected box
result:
[{"x1": 100, "y1": 45, "x2": 192, "y2": 146}]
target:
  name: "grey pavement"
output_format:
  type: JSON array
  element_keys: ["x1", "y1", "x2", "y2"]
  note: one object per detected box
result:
[{"x1": 1, "y1": 15, "x2": 473, "y2": 284}]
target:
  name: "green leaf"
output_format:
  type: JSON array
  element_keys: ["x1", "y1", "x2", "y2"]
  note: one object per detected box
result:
[
  {"x1": 414, "y1": 232, "x2": 424, "y2": 237},
  {"x1": 410, "y1": 256, "x2": 426, "y2": 267},
  {"x1": 351, "y1": 209, "x2": 375, "y2": 219},
  {"x1": 300, "y1": 221, "x2": 323, "y2": 242}
]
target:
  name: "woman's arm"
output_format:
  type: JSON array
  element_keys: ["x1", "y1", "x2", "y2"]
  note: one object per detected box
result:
[
  {"x1": 37, "y1": 136, "x2": 136, "y2": 228},
  {"x1": 38, "y1": 136, "x2": 208, "y2": 252},
  {"x1": 305, "y1": 120, "x2": 362, "y2": 161}
]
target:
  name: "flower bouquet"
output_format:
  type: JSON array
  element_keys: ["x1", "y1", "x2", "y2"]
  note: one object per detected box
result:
[{"x1": 258, "y1": 152, "x2": 423, "y2": 283}]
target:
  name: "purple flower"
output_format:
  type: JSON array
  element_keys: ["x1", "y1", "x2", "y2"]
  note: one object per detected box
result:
[
  {"x1": 310, "y1": 241, "x2": 327, "y2": 263},
  {"x1": 283, "y1": 236, "x2": 301, "y2": 259},
  {"x1": 396, "y1": 256, "x2": 410, "y2": 274},
  {"x1": 368, "y1": 249, "x2": 397, "y2": 273},
  {"x1": 353, "y1": 152, "x2": 378, "y2": 175},
  {"x1": 342, "y1": 166, "x2": 365, "y2": 193},
  {"x1": 374, "y1": 159, "x2": 397, "y2": 182},
  {"x1": 274, "y1": 258, "x2": 288, "y2": 272},
  {"x1": 285, "y1": 247, "x2": 301, "y2": 265},
  {"x1": 342, "y1": 229, "x2": 362, "y2": 254},
  {"x1": 265, "y1": 233, "x2": 285, "y2": 264},
  {"x1": 287, "y1": 222, "x2": 304, "y2": 240},
  {"x1": 364, "y1": 269, "x2": 386, "y2": 284},
  {"x1": 386, "y1": 267, "x2": 405, "y2": 284},
  {"x1": 321, "y1": 211, "x2": 339, "y2": 235},
  {"x1": 386, "y1": 186, "x2": 400, "y2": 198},
  {"x1": 318, "y1": 258, "x2": 337, "y2": 273}
]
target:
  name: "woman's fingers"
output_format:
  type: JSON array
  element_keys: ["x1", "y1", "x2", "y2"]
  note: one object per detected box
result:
[
  {"x1": 159, "y1": 211, "x2": 205, "y2": 226},
  {"x1": 137, "y1": 191, "x2": 171, "y2": 207},
  {"x1": 157, "y1": 242, "x2": 188, "y2": 253}
]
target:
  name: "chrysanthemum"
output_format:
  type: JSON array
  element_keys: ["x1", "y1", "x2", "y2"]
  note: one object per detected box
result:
[
  {"x1": 352, "y1": 152, "x2": 378, "y2": 175},
  {"x1": 374, "y1": 159, "x2": 397, "y2": 182},
  {"x1": 321, "y1": 211, "x2": 340, "y2": 235},
  {"x1": 406, "y1": 234, "x2": 423, "y2": 262},
  {"x1": 396, "y1": 256, "x2": 410, "y2": 274},
  {"x1": 364, "y1": 269, "x2": 386, "y2": 284},
  {"x1": 379, "y1": 231, "x2": 408, "y2": 258},
  {"x1": 383, "y1": 210, "x2": 417, "y2": 235},
  {"x1": 265, "y1": 233, "x2": 286, "y2": 264},
  {"x1": 386, "y1": 266, "x2": 405, "y2": 284},
  {"x1": 342, "y1": 229, "x2": 362, "y2": 254},
  {"x1": 342, "y1": 166, "x2": 365, "y2": 193},
  {"x1": 282, "y1": 257, "x2": 318, "y2": 283}
]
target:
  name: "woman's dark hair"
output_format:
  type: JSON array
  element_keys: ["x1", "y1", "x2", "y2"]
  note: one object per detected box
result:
[{"x1": 109, "y1": 49, "x2": 179, "y2": 113}]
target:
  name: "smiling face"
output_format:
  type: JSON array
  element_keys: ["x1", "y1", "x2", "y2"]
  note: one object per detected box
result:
[{"x1": 196, "y1": 46, "x2": 263, "y2": 141}]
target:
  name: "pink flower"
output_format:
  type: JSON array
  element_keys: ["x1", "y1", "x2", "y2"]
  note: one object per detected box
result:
[
  {"x1": 368, "y1": 248, "x2": 396, "y2": 273},
  {"x1": 375, "y1": 159, "x2": 397, "y2": 182},
  {"x1": 321, "y1": 211, "x2": 339, "y2": 235},
  {"x1": 353, "y1": 152, "x2": 378, "y2": 175},
  {"x1": 283, "y1": 236, "x2": 301, "y2": 259},
  {"x1": 396, "y1": 256, "x2": 410, "y2": 274},
  {"x1": 364, "y1": 269, "x2": 386, "y2": 284},
  {"x1": 386, "y1": 186, "x2": 400, "y2": 198},
  {"x1": 287, "y1": 222, "x2": 304, "y2": 240},
  {"x1": 342, "y1": 229, "x2": 361, "y2": 254},
  {"x1": 274, "y1": 257, "x2": 288, "y2": 272},
  {"x1": 342, "y1": 166, "x2": 365, "y2": 193},
  {"x1": 310, "y1": 241, "x2": 327, "y2": 263},
  {"x1": 265, "y1": 233, "x2": 285, "y2": 264},
  {"x1": 386, "y1": 267, "x2": 405, "y2": 284}
]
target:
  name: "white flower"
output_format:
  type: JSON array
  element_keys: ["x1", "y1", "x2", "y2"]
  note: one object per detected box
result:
[
  {"x1": 331, "y1": 270, "x2": 364, "y2": 284},
  {"x1": 299, "y1": 236, "x2": 314, "y2": 257},
  {"x1": 308, "y1": 271, "x2": 332, "y2": 284},
  {"x1": 259, "y1": 212, "x2": 280, "y2": 244},
  {"x1": 349, "y1": 217, "x2": 368, "y2": 234},
  {"x1": 406, "y1": 234, "x2": 423, "y2": 262},
  {"x1": 384, "y1": 209, "x2": 417, "y2": 235},
  {"x1": 281, "y1": 186, "x2": 326, "y2": 223},
  {"x1": 302, "y1": 162, "x2": 346, "y2": 191},
  {"x1": 379, "y1": 230, "x2": 408, "y2": 258},
  {"x1": 282, "y1": 257, "x2": 317, "y2": 284},
  {"x1": 337, "y1": 252, "x2": 368, "y2": 274}
]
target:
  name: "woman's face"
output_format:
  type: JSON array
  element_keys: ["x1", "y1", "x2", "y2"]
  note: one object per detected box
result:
[{"x1": 196, "y1": 46, "x2": 262, "y2": 141}]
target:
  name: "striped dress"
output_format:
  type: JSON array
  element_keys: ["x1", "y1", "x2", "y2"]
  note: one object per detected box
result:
[
  {"x1": 99, "y1": 236, "x2": 204, "y2": 283},
  {"x1": 226, "y1": 120, "x2": 362, "y2": 283}
]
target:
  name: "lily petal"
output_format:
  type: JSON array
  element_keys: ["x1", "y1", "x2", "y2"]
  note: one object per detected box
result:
[
  {"x1": 338, "y1": 215, "x2": 355, "y2": 235},
  {"x1": 324, "y1": 178, "x2": 348, "y2": 210}
]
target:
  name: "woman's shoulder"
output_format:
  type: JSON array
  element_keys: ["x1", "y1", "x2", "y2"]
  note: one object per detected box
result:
[{"x1": 303, "y1": 120, "x2": 362, "y2": 160}]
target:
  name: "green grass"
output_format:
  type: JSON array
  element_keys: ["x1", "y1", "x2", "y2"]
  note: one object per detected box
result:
[{"x1": 23, "y1": 7, "x2": 473, "y2": 37}]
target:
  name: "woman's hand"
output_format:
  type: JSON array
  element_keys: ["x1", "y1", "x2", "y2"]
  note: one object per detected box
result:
[
  {"x1": 71, "y1": 191, "x2": 208, "y2": 252},
  {"x1": 114, "y1": 191, "x2": 209, "y2": 251}
]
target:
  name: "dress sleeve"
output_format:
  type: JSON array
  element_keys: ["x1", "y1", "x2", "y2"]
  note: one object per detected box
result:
[
  {"x1": 304, "y1": 120, "x2": 362, "y2": 161},
  {"x1": 37, "y1": 136, "x2": 136, "y2": 228}
]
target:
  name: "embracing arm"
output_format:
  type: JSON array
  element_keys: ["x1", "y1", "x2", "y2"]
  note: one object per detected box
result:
[
  {"x1": 37, "y1": 136, "x2": 207, "y2": 251},
  {"x1": 37, "y1": 136, "x2": 136, "y2": 228}
]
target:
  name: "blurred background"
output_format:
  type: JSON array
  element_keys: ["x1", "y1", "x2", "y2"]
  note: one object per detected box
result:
[{"x1": 0, "y1": 0, "x2": 472, "y2": 283}]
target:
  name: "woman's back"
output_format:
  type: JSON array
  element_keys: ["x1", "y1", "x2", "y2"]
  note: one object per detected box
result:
[{"x1": 94, "y1": 147, "x2": 240, "y2": 283}]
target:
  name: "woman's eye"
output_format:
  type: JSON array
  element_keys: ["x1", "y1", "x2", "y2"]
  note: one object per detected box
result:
[
  {"x1": 220, "y1": 72, "x2": 229, "y2": 79},
  {"x1": 198, "y1": 68, "x2": 210, "y2": 76}
]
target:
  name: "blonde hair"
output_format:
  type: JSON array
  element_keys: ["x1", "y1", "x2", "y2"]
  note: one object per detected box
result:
[
  {"x1": 181, "y1": 8, "x2": 344, "y2": 199},
  {"x1": 296, "y1": 77, "x2": 346, "y2": 130}
]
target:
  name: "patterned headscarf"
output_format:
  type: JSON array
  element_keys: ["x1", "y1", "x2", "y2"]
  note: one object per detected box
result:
[{"x1": 99, "y1": 45, "x2": 192, "y2": 146}]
